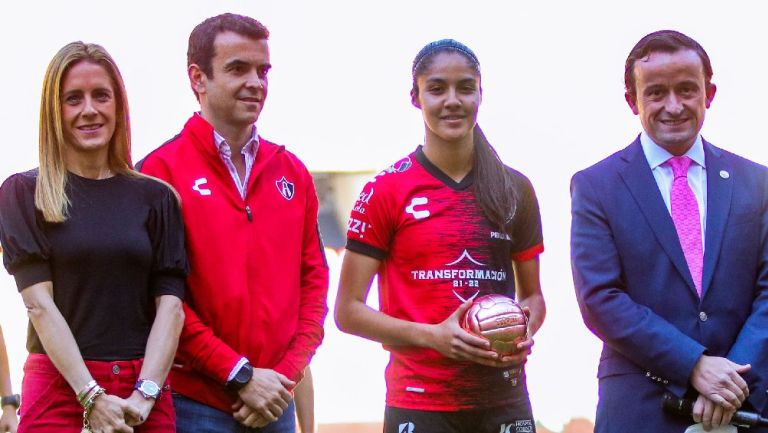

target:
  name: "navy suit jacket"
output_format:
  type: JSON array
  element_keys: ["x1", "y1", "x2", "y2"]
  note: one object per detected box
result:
[{"x1": 571, "y1": 137, "x2": 768, "y2": 432}]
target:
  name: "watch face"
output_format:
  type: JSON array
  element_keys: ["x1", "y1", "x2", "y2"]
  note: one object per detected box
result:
[
  {"x1": 236, "y1": 368, "x2": 251, "y2": 383},
  {"x1": 227, "y1": 363, "x2": 253, "y2": 392},
  {"x1": 138, "y1": 380, "x2": 160, "y2": 397}
]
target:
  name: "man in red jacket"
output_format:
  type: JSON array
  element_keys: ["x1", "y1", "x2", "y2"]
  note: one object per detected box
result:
[{"x1": 139, "y1": 13, "x2": 329, "y2": 433}]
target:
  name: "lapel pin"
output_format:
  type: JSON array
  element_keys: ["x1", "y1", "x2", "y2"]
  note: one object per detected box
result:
[{"x1": 719, "y1": 170, "x2": 730, "y2": 179}]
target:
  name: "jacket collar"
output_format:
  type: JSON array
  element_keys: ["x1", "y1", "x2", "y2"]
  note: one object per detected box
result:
[
  {"x1": 183, "y1": 114, "x2": 285, "y2": 200},
  {"x1": 618, "y1": 136, "x2": 732, "y2": 298}
]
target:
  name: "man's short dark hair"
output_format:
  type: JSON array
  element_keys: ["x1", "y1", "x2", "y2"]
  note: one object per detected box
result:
[
  {"x1": 625, "y1": 30, "x2": 713, "y2": 98},
  {"x1": 188, "y1": 13, "x2": 269, "y2": 78}
]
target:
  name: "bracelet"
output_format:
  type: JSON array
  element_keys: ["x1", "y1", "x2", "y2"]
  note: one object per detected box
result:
[
  {"x1": 83, "y1": 386, "x2": 104, "y2": 411},
  {"x1": 81, "y1": 386, "x2": 105, "y2": 433},
  {"x1": 78, "y1": 383, "x2": 103, "y2": 408},
  {"x1": 76, "y1": 380, "x2": 97, "y2": 407}
]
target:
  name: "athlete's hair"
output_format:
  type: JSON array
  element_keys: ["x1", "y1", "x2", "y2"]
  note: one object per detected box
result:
[
  {"x1": 37, "y1": 41, "x2": 137, "y2": 223},
  {"x1": 411, "y1": 39, "x2": 518, "y2": 237},
  {"x1": 188, "y1": 13, "x2": 270, "y2": 79},
  {"x1": 625, "y1": 30, "x2": 712, "y2": 100}
]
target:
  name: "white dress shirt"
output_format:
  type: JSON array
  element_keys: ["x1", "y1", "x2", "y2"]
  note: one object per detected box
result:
[{"x1": 213, "y1": 125, "x2": 259, "y2": 199}]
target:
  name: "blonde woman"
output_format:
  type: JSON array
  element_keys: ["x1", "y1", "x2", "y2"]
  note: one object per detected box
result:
[{"x1": 0, "y1": 42, "x2": 187, "y2": 433}]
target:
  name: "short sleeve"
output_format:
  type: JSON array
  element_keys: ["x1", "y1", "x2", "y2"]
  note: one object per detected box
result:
[
  {"x1": 509, "y1": 172, "x2": 544, "y2": 262},
  {"x1": 147, "y1": 181, "x2": 188, "y2": 299},
  {"x1": 345, "y1": 178, "x2": 394, "y2": 260},
  {"x1": 0, "y1": 172, "x2": 52, "y2": 290}
]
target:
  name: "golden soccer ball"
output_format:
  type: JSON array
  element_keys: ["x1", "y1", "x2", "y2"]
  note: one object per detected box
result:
[{"x1": 462, "y1": 294, "x2": 528, "y2": 356}]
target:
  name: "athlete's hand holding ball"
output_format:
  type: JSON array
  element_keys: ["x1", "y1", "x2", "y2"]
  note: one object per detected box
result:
[
  {"x1": 427, "y1": 297, "x2": 533, "y2": 369},
  {"x1": 462, "y1": 294, "x2": 529, "y2": 356}
]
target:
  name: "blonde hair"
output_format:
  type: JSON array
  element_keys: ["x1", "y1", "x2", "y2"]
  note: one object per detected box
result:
[{"x1": 36, "y1": 41, "x2": 138, "y2": 222}]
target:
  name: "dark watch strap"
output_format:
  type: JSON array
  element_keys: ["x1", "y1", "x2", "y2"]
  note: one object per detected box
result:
[
  {"x1": 1, "y1": 394, "x2": 20, "y2": 409},
  {"x1": 226, "y1": 362, "x2": 253, "y2": 392}
]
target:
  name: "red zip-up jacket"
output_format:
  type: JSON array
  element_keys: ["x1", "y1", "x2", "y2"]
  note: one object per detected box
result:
[{"x1": 139, "y1": 114, "x2": 329, "y2": 412}]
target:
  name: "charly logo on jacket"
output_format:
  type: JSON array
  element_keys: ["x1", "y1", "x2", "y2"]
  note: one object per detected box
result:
[
  {"x1": 192, "y1": 178, "x2": 211, "y2": 196},
  {"x1": 275, "y1": 176, "x2": 295, "y2": 200}
]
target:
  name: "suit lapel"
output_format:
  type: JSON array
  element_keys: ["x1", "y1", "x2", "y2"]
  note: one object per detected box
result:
[
  {"x1": 701, "y1": 141, "x2": 733, "y2": 297},
  {"x1": 618, "y1": 139, "x2": 698, "y2": 296}
]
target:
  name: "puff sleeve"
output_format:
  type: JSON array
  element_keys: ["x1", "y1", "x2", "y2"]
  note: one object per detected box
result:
[
  {"x1": 147, "y1": 183, "x2": 188, "y2": 299},
  {"x1": 0, "y1": 171, "x2": 52, "y2": 291}
]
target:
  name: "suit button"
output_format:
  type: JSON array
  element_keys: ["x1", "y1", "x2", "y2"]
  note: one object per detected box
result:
[{"x1": 699, "y1": 312, "x2": 708, "y2": 322}]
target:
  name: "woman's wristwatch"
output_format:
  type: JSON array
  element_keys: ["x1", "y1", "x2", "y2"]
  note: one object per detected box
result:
[
  {"x1": 134, "y1": 379, "x2": 161, "y2": 399},
  {"x1": 1, "y1": 394, "x2": 20, "y2": 409}
]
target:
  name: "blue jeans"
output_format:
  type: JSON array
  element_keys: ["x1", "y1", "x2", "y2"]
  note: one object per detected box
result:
[{"x1": 174, "y1": 393, "x2": 296, "y2": 433}]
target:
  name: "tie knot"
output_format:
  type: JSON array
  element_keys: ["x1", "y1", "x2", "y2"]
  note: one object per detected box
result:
[{"x1": 667, "y1": 156, "x2": 692, "y2": 178}]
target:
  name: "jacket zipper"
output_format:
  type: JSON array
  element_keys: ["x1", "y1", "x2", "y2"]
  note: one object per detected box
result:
[{"x1": 245, "y1": 205, "x2": 253, "y2": 222}]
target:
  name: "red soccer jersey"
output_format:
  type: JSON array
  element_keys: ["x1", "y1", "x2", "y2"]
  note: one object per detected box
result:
[{"x1": 346, "y1": 147, "x2": 544, "y2": 411}]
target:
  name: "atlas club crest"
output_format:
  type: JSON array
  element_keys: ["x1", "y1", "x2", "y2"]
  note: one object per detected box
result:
[{"x1": 275, "y1": 176, "x2": 295, "y2": 200}]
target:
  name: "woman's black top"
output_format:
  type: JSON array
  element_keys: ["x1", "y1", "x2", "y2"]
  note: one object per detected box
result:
[{"x1": 0, "y1": 170, "x2": 187, "y2": 360}]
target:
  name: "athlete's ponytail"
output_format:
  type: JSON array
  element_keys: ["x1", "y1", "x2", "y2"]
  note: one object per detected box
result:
[{"x1": 473, "y1": 125, "x2": 518, "y2": 237}]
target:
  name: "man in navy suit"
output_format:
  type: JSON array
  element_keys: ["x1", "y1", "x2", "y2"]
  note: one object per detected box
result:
[{"x1": 571, "y1": 30, "x2": 768, "y2": 432}]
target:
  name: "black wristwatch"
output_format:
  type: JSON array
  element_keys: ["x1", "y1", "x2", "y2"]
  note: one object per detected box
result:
[
  {"x1": 226, "y1": 362, "x2": 253, "y2": 392},
  {"x1": 1, "y1": 394, "x2": 19, "y2": 409}
]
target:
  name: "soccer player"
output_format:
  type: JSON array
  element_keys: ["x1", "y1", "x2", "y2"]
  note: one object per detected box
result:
[
  {"x1": 139, "y1": 13, "x2": 329, "y2": 433},
  {"x1": 335, "y1": 39, "x2": 546, "y2": 433}
]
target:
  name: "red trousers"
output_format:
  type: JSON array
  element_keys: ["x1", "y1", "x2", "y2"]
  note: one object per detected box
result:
[{"x1": 18, "y1": 354, "x2": 175, "y2": 433}]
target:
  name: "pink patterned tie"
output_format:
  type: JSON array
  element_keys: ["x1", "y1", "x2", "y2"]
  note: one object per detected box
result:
[{"x1": 667, "y1": 156, "x2": 703, "y2": 296}]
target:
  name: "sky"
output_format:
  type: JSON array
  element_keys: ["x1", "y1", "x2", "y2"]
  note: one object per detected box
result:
[{"x1": 2, "y1": 0, "x2": 768, "y2": 430}]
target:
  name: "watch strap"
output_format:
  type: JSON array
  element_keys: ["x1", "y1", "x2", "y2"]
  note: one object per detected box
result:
[
  {"x1": 134, "y1": 379, "x2": 161, "y2": 399},
  {"x1": 1, "y1": 394, "x2": 20, "y2": 409}
]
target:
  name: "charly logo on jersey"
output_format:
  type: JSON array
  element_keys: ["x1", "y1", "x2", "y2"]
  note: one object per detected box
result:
[
  {"x1": 410, "y1": 249, "x2": 507, "y2": 290},
  {"x1": 192, "y1": 178, "x2": 211, "y2": 196},
  {"x1": 405, "y1": 197, "x2": 430, "y2": 220},
  {"x1": 398, "y1": 422, "x2": 415, "y2": 433},
  {"x1": 500, "y1": 420, "x2": 534, "y2": 433},
  {"x1": 275, "y1": 176, "x2": 294, "y2": 200}
]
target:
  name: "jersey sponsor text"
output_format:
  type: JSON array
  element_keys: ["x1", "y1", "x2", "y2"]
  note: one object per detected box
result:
[
  {"x1": 410, "y1": 268, "x2": 507, "y2": 281},
  {"x1": 347, "y1": 217, "x2": 370, "y2": 235}
]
